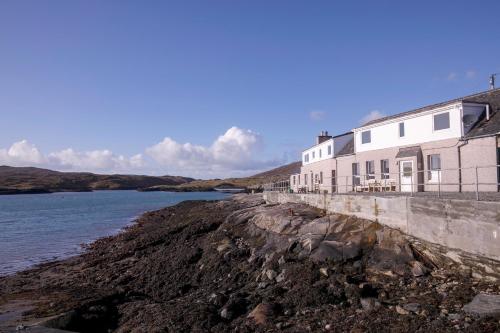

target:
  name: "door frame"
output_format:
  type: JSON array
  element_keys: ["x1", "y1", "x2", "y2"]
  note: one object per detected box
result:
[{"x1": 399, "y1": 160, "x2": 414, "y2": 192}]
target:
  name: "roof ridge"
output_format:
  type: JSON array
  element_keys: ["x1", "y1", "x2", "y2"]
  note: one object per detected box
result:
[{"x1": 359, "y1": 87, "x2": 500, "y2": 128}]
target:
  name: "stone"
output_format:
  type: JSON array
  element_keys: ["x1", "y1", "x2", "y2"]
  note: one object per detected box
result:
[
  {"x1": 463, "y1": 293, "x2": 500, "y2": 316},
  {"x1": 319, "y1": 267, "x2": 329, "y2": 277},
  {"x1": 360, "y1": 297, "x2": 380, "y2": 312},
  {"x1": 276, "y1": 270, "x2": 286, "y2": 283},
  {"x1": 325, "y1": 324, "x2": 332, "y2": 330},
  {"x1": 278, "y1": 255, "x2": 286, "y2": 265},
  {"x1": 265, "y1": 269, "x2": 277, "y2": 280},
  {"x1": 395, "y1": 305, "x2": 410, "y2": 315},
  {"x1": 247, "y1": 303, "x2": 276, "y2": 325},
  {"x1": 220, "y1": 308, "x2": 231, "y2": 319},
  {"x1": 403, "y1": 303, "x2": 421, "y2": 313},
  {"x1": 410, "y1": 261, "x2": 428, "y2": 277}
]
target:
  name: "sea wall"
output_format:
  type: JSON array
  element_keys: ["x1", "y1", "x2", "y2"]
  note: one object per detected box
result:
[{"x1": 263, "y1": 192, "x2": 500, "y2": 262}]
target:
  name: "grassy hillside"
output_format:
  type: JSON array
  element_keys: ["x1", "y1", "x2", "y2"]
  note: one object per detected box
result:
[
  {"x1": 0, "y1": 166, "x2": 194, "y2": 194},
  {"x1": 0, "y1": 161, "x2": 301, "y2": 194},
  {"x1": 142, "y1": 161, "x2": 301, "y2": 192}
]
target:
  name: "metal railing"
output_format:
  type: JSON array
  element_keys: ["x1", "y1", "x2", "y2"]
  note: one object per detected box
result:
[{"x1": 264, "y1": 164, "x2": 500, "y2": 201}]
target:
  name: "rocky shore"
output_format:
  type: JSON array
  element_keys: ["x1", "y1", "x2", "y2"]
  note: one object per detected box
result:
[{"x1": 1, "y1": 194, "x2": 500, "y2": 332}]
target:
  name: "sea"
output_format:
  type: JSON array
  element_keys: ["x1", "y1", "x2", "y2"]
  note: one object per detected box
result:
[{"x1": 0, "y1": 190, "x2": 229, "y2": 276}]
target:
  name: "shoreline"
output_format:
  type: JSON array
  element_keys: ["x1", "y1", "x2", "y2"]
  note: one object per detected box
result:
[{"x1": 1, "y1": 194, "x2": 499, "y2": 332}]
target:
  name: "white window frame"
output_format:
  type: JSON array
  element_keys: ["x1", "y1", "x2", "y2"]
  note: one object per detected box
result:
[
  {"x1": 427, "y1": 154, "x2": 441, "y2": 183},
  {"x1": 361, "y1": 130, "x2": 371, "y2": 144},
  {"x1": 433, "y1": 112, "x2": 450, "y2": 132}
]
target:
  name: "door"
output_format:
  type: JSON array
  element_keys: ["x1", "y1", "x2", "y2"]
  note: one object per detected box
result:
[{"x1": 400, "y1": 160, "x2": 413, "y2": 192}]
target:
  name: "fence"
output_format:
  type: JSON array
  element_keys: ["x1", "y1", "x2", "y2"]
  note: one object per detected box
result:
[{"x1": 264, "y1": 164, "x2": 500, "y2": 201}]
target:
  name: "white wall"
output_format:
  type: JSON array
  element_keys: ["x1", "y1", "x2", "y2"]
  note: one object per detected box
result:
[
  {"x1": 302, "y1": 138, "x2": 334, "y2": 165},
  {"x1": 354, "y1": 102, "x2": 463, "y2": 153}
]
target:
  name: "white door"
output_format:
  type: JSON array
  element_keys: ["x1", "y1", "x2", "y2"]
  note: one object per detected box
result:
[{"x1": 400, "y1": 160, "x2": 413, "y2": 192}]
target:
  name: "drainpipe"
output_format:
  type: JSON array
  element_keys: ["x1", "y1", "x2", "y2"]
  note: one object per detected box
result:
[{"x1": 457, "y1": 140, "x2": 469, "y2": 192}]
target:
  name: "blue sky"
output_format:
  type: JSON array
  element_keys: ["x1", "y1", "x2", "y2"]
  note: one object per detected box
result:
[{"x1": 0, "y1": 1, "x2": 499, "y2": 177}]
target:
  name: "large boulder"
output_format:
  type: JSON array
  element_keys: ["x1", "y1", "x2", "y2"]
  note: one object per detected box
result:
[{"x1": 463, "y1": 293, "x2": 500, "y2": 316}]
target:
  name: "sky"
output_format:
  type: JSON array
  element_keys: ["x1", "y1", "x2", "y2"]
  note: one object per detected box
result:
[{"x1": 0, "y1": 1, "x2": 499, "y2": 178}]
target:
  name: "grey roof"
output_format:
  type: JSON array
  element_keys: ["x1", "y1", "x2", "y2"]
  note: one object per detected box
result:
[
  {"x1": 463, "y1": 89, "x2": 500, "y2": 138},
  {"x1": 395, "y1": 146, "x2": 422, "y2": 159},
  {"x1": 361, "y1": 88, "x2": 500, "y2": 128}
]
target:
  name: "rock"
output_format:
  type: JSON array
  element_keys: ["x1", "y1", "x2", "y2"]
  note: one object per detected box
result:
[
  {"x1": 247, "y1": 303, "x2": 277, "y2": 325},
  {"x1": 410, "y1": 261, "x2": 428, "y2": 277},
  {"x1": 463, "y1": 293, "x2": 500, "y2": 316},
  {"x1": 360, "y1": 297, "x2": 380, "y2": 311},
  {"x1": 220, "y1": 308, "x2": 231, "y2": 319},
  {"x1": 325, "y1": 324, "x2": 332, "y2": 330},
  {"x1": 217, "y1": 238, "x2": 233, "y2": 252},
  {"x1": 278, "y1": 255, "x2": 286, "y2": 265},
  {"x1": 448, "y1": 313, "x2": 461, "y2": 321},
  {"x1": 403, "y1": 303, "x2": 421, "y2": 313},
  {"x1": 276, "y1": 270, "x2": 286, "y2": 283},
  {"x1": 396, "y1": 305, "x2": 410, "y2": 315},
  {"x1": 319, "y1": 267, "x2": 329, "y2": 277},
  {"x1": 265, "y1": 269, "x2": 277, "y2": 281},
  {"x1": 257, "y1": 282, "x2": 268, "y2": 289}
]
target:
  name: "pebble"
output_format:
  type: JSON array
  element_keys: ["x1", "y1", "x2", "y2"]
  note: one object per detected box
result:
[{"x1": 396, "y1": 305, "x2": 410, "y2": 315}]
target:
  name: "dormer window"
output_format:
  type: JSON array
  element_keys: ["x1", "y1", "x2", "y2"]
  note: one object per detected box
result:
[
  {"x1": 319, "y1": 149, "x2": 322, "y2": 158},
  {"x1": 361, "y1": 130, "x2": 371, "y2": 144},
  {"x1": 327, "y1": 145, "x2": 332, "y2": 155},
  {"x1": 399, "y1": 122, "x2": 405, "y2": 137},
  {"x1": 312, "y1": 151, "x2": 315, "y2": 159},
  {"x1": 433, "y1": 112, "x2": 450, "y2": 131}
]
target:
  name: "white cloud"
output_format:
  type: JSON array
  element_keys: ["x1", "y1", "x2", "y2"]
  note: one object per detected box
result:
[
  {"x1": 360, "y1": 110, "x2": 386, "y2": 125},
  {"x1": 309, "y1": 110, "x2": 326, "y2": 121},
  {"x1": 0, "y1": 140, "x2": 144, "y2": 173},
  {"x1": 146, "y1": 126, "x2": 279, "y2": 177},
  {"x1": 0, "y1": 140, "x2": 46, "y2": 166},
  {"x1": 0, "y1": 127, "x2": 283, "y2": 178},
  {"x1": 446, "y1": 72, "x2": 458, "y2": 81},
  {"x1": 465, "y1": 70, "x2": 477, "y2": 79}
]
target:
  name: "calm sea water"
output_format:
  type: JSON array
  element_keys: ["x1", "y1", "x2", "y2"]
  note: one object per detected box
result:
[{"x1": 0, "y1": 190, "x2": 229, "y2": 276}]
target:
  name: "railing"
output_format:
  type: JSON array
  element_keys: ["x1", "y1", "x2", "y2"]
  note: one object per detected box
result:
[{"x1": 264, "y1": 164, "x2": 500, "y2": 201}]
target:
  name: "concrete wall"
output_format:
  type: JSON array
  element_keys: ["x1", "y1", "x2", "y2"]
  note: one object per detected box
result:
[
  {"x1": 264, "y1": 192, "x2": 500, "y2": 261},
  {"x1": 460, "y1": 136, "x2": 498, "y2": 192}
]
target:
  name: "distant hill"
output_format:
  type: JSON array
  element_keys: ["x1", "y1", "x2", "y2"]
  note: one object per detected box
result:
[
  {"x1": 0, "y1": 166, "x2": 194, "y2": 194},
  {"x1": 142, "y1": 161, "x2": 302, "y2": 192},
  {"x1": 0, "y1": 161, "x2": 301, "y2": 194}
]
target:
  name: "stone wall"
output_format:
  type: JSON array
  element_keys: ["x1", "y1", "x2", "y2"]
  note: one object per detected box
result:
[{"x1": 263, "y1": 192, "x2": 500, "y2": 262}]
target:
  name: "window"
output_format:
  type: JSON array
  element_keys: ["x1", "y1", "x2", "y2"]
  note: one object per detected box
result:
[
  {"x1": 293, "y1": 175, "x2": 296, "y2": 185},
  {"x1": 427, "y1": 154, "x2": 441, "y2": 182},
  {"x1": 320, "y1": 171, "x2": 323, "y2": 184},
  {"x1": 361, "y1": 130, "x2": 371, "y2": 144},
  {"x1": 331, "y1": 170, "x2": 337, "y2": 193},
  {"x1": 298, "y1": 174, "x2": 300, "y2": 185},
  {"x1": 312, "y1": 151, "x2": 315, "y2": 159},
  {"x1": 304, "y1": 153, "x2": 309, "y2": 163},
  {"x1": 366, "y1": 160, "x2": 375, "y2": 180},
  {"x1": 434, "y1": 112, "x2": 450, "y2": 131},
  {"x1": 399, "y1": 122, "x2": 405, "y2": 137},
  {"x1": 327, "y1": 145, "x2": 332, "y2": 155},
  {"x1": 352, "y1": 163, "x2": 360, "y2": 187},
  {"x1": 304, "y1": 174, "x2": 308, "y2": 185},
  {"x1": 319, "y1": 149, "x2": 322, "y2": 158},
  {"x1": 380, "y1": 159, "x2": 390, "y2": 179}
]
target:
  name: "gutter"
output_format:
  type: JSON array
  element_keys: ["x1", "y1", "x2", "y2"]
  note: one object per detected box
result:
[{"x1": 457, "y1": 140, "x2": 469, "y2": 192}]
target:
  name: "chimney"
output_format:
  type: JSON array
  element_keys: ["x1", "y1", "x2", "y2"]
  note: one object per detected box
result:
[
  {"x1": 316, "y1": 130, "x2": 332, "y2": 145},
  {"x1": 490, "y1": 74, "x2": 497, "y2": 90}
]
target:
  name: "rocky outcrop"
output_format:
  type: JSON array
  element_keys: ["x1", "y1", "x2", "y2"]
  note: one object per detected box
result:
[{"x1": 1, "y1": 194, "x2": 499, "y2": 332}]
